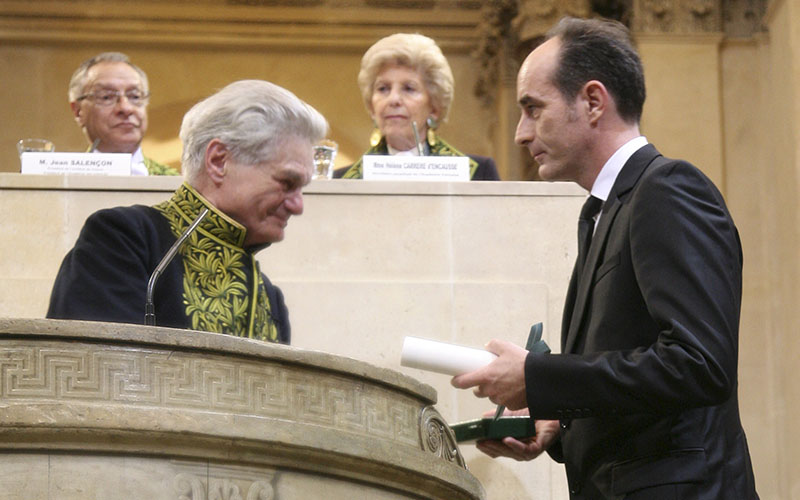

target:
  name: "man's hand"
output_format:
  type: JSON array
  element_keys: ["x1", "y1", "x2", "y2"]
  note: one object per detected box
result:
[
  {"x1": 451, "y1": 339, "x2": 529, "y2": 409},
  {"x1": 475, "y1": 411, "x2": 561, "y2": 462}
]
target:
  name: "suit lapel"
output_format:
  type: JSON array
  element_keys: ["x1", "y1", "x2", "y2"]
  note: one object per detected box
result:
[
  {"x1": 562, "y1": 144, "x2": 662, "y2": 353},
  {"x1": 563, "y1": 200, "x2": 621, "y2": 353}
]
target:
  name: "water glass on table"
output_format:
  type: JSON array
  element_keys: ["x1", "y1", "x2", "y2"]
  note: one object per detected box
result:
[
  {"x1": 17, "y1": 138, "x2": 55, "y2": 156},
  {"x1": 313, "y1": 139, "x2": 338, "y2": 180}
]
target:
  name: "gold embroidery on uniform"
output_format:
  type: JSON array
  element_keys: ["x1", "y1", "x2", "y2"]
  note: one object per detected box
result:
[
  {"x1": 153, "y1": 183, "x2": 277, "y2": 341},
  {"x1": 143, "y1": 156, "x2": 180, "y2": 176}
]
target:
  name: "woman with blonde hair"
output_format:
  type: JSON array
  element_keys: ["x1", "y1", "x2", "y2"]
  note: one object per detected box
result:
[{"x1": 335, "y1": 33, "x2": 499, "y2": 180}]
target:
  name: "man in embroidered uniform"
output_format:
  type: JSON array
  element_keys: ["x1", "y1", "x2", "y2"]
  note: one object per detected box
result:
[
  {"x1": 68, "y1": 51, "x2": 178, "y2": 176},
  {"x1": 451, "y1": 17, "x2": 758, "y2": 499},
  {"x1": 48, "y1": 80, "x2": 328, "y2": 343}
]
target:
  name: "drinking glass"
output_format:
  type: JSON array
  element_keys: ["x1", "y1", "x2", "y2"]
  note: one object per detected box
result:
[
  {"x1": 313, "y1": 139, "x2": 338, "y2": 180},
  {"x1": 17, "y1": 138, "x2": 55, "y2": 156}
]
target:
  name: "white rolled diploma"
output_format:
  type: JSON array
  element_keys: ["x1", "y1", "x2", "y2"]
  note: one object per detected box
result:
[{"x1": 401, "y1": 336, "x2": 497, "y2": 376}]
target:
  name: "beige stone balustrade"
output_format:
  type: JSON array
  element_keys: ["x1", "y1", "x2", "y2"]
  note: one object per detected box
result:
[{"x1": 0, "y1": 317, "x2": 484, "y2": 499}]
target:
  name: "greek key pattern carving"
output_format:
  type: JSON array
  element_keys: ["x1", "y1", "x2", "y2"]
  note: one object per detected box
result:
[{"x1": 0, "y1": 343, "x2": 418, "y2": 446}]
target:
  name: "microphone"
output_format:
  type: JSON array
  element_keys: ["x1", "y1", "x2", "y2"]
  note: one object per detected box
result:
[
  {"x1": 411, "y1": 121, "x2": 425, "y2": 156},
  {"x1": 144, "y1": 208, "x2": 209, "y2": 326},
  {"x1": 89, "y1": 138, "x2": 101, "y2": 152}
]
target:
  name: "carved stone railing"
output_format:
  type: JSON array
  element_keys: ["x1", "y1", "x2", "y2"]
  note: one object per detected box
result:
[{"x1": 0, "y1": 318, "x2": 483, "y2": 500}]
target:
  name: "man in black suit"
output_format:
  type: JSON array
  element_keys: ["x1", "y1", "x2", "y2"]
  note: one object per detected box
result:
[{"x1": 452, "y1": 17, "x2": 759, "y2": 499}]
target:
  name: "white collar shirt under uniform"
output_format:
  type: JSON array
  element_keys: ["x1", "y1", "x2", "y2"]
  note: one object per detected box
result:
[{"x1": 129, "y1": 146, "x2": 148, "y2": 176}]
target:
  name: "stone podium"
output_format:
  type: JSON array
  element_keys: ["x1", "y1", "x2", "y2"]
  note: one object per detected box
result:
[{"x1": 0, "y1": 318, "x2": 484, "y2": 499}]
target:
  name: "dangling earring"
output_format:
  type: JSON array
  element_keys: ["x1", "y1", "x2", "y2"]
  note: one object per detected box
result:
[
  {"x1": 426, "y1": 116, "x2": 438, "y2": 145},
  {"x1": 369, "y1": 121, "x2": 382, "y2": 148}
]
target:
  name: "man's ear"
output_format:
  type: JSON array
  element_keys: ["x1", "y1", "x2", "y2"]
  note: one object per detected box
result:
[
  {"x1": 70, "y1": 101, "x2": 83, "y2": 125},
  {"x1": 582, "y1": 80, "x2": 608, "y2": 126},
  {"x1": 204, "y1": 139, "x2": 229, "y2": 184}
]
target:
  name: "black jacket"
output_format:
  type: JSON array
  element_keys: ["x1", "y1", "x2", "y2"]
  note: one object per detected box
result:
[
  {"x1": 47, "y1": 187, "x2": 290, "y2": 344},
  {"x1": 526, "y1": 145, "x2": 757, "y2": 499}
]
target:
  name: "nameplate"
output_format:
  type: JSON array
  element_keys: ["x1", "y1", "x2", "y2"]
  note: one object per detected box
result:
[
  {"x1": 20, "y1": 152, "x2": 132, "y2": 176},
  {"x1": 363, "y1": 155, "x2": 470, "y2": 182}
]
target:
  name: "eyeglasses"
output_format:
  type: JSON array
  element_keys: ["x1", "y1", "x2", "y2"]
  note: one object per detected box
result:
[{"x1": 77, "y1": 89, "x2": 150, "y2": 107}]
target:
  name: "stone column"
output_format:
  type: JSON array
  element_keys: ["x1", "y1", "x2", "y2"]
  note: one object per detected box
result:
[{"x1": 472, "y1": 1, "x2": 520, "y2": 180}]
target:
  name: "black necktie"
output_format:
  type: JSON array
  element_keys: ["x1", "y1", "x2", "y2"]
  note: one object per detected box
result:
[{"x1": 577, "y1": 195, "x2": 603, "y2": 273}]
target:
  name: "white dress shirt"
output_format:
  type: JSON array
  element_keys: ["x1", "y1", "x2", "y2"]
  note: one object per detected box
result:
[
  {"x1": 589, "y1": 136, "x2": 648, "y2": 228},
  {"x1": 129, "y1": 147, "x2": 149, "y2": 176}
]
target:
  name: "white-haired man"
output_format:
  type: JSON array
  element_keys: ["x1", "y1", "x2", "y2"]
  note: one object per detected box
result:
[
  {"x1": 49, "y1": 80, "x2": 328, "y2": 343},
  {"x1": 69, "y1": 52, "x2": 178, "y2": 175}
]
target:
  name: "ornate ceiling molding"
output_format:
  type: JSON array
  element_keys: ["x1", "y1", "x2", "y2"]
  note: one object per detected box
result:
[
  {"x1": 514, "y1": 0, "x2": 592, "y2": 42},
  {"x1": 471, "y1": 0, "x2": 766, "y2": 108},
  {"x1": 723, "y1": 0, "x2": 767, "y2": 37},
  {"x1": 472, "y1": 0, "x2": 519, "y2": 108},
  {"x1": 632, "y1": 0, "x2": 722, "y2": 33},
  {"x1": 0, "y1": 0, "x2": 483, "y2": 50},
  {"x1": 632, "y1": 0, "x2": 768, "y2": 36}
]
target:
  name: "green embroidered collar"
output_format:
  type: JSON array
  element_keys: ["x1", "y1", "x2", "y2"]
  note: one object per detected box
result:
[
  {"x1": 152, "y1": 183, "x2": 278, "y2": 341},
  {"x1": 157, "y1": 183, "x2": 248, "y2": 248}
]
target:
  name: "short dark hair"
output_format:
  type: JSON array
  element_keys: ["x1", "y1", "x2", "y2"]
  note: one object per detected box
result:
[{"x1": 546, "y1": 17, "x2": 646, "y2": 124}]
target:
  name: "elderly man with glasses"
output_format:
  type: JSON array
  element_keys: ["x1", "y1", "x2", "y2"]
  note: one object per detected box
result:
[{"x1": 68, "y1": 52, "x2": 178, "y2": 175}]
